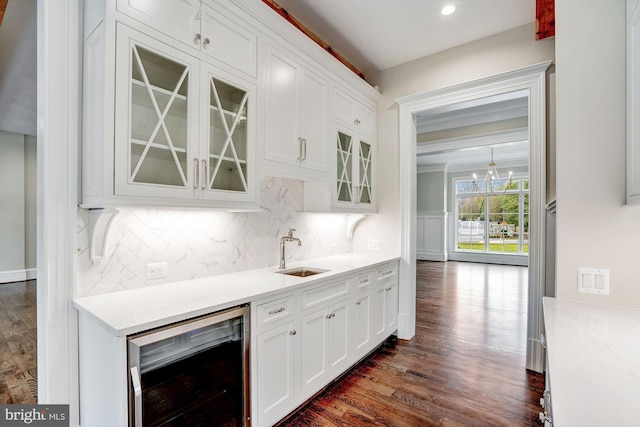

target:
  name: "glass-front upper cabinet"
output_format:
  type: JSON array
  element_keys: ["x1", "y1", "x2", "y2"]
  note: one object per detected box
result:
[
  {"x1": 113, "y1": 24, "x2": 255, "y2": 205},
  {"x1": 334, "y1": 128, "x2": 375, "y2": 212},
  {"x1": 115, "y1": 24, "x2": 199, "y2": 200},
  {"x1": 200, "y1": 64, "x2": 255, "y2": 202}
]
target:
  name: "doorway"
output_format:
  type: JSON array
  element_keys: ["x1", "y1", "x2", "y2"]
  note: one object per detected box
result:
[{"x1": 396, "y1": 61, "x2": 551, "y2": 373}]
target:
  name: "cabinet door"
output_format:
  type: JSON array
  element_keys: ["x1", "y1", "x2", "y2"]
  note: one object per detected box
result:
[
  {"x1": 357, "y1": 139, "x2": 373, "y2": 205},
  {"x1": 327, "y1": 301, "x2": 349, "y2": 374},
  {"x1": 255, "y1": 320, "x2": 297, "y2": 427},
  {"x1": 384, "y1": 282, "x2": 398, "y2": 334},
  {"x1": 200, "y1": 4, "x2": 257, "y2": 77},
  {"x1": 373, "y1": 283, "x2": 386, "y2": 342},
  {"x1": 264, "y1": 46, "x2": 299, "y2": 166},
  {"x1": 117, "y1": 0, "x2": 199, "y2": 48},
  {"x1": 300, "y1": 308, "x2": 327, "y2": 397},
  {"x1": 628, "y1": 0, "x2": 640, "y2": 204},
  {"x1": 298, "y1": 69, "x2": 329, "y2": 171},
  {"x1": 352, "y1": 293, "x2": 372, "y2": 359},
  {"x1": 200, "y1": 64, "x2": 255, "y2": 202},
  {"x1": 336, "y1": 130, "x2": 354, "y2": 203},
  {"x1": 114, "y1": 24, "x2": 199, "y2": 199}
]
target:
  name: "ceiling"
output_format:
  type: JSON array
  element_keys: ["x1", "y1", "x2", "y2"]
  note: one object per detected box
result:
[{"x1": 274, "y1": 0, "x2": 536, "y2": 77}]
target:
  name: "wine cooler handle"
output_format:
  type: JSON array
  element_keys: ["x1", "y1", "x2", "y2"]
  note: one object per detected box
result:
[{"x1": 130, "y1": 366, "x2": 142, "y2": 427}]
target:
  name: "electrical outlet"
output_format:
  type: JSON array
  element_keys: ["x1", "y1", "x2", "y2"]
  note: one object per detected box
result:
[
  {"x1": 146, "y1": 262, "x2": 168, "y2": 280},
  {"x1": 368, "y1": 239, "x2": 381, "y2": 251},
  {"x1": 578, "y1": 267, "x2": 609, "y2": 295}
]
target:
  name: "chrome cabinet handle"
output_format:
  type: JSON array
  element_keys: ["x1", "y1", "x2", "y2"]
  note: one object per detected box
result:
[
  {"x1": 356, "y1": 301, "x2": 362, "y2": 306},
  {"x1": 130, "y1": 366, "x2": 142, "y2": 427},
  {"x1": 289, "y1": 330, "x2": 297, "y2": 335},
  {"x1": 297, "y1": 137, "x2": 303, "y2": 161},
  {"x1": 302, "y1": 138, "x2": 307, "y2": 161},
  {"x1": 359, "y1": 278, "x2": 369, "y2": 284},
  {"x1": 201, "y1": 159, "x2": 207, "y2": 190},
  {"x1": 385, "y1": 287, "x2": 392, "y2": 292},
  {"x1": 268, "y1": 307, "x2": 285, "y2": 315},
  {"x1": 203, "y1": 37, "x2": 210, "y2": 46},
  {"x1": 381, "y1": 270, "x2": 394, "y2": 277},
  {"x1": 193, "y1": 158, "x2": 199, "y2": 189},
  {"x1": 326, "y1": 312, "x2": 336, "y2": 319}
]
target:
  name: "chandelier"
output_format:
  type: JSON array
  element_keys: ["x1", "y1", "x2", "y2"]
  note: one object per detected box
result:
[{"x1": 472, "y1": 147, "x2": 513, "y2": 195}]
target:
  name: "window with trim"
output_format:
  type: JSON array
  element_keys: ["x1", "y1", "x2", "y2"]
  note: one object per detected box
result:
[{"x1": 455, "y1": 177, "x2": 529, "y2": 255}]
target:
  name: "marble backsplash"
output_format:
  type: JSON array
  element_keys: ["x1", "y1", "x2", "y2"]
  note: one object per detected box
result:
[{"x1": 77, "y1": 177, "x2": 353, "y2": 297}]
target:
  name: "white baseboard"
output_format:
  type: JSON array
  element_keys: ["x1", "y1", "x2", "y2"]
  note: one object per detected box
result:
[
  {"x1": 0, "y1": 268, "x2": 37, "y2": 284},
  {"x1": 416, "y1": 252, "x2": 447, "y2": 262}
]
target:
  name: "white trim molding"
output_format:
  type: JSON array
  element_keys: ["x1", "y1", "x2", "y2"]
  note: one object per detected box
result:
[
  {"x1": 0, "y1": 269, "x2": 37, "y2": 284},
  {"x1": 416, "y1": 212, "x2": 448, "y2": 261},
  {"x1": 37, "y1": 0, "x2": 81, "y2": 423},
  {"x1": 417, "y1": 127, "x2": 528, "y2": 155},
  {"x1": 396, "y1": 60, "x2": 551, "y2": 373}
]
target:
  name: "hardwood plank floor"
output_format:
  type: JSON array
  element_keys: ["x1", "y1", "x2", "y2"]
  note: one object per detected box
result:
[
  {"x1": 280, "y1": 261, "x2": 544, "y2": 426},
  {"x1": 0, "y1": 280, "x2": 37, "y2": 404}
]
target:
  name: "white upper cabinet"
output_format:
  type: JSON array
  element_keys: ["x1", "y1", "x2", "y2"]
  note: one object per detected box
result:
[
  {"x1": 83, "y1": 17, "x2": 256, "y2": 209},
  {"x1": 628, "y1": 0, "x2": 640, "y2": 205},
  {"x1": 116, "y1": 0, "x2": 257, "y2": 76},
  {"x1": 333, "y1": 127, "x2": 376, "y2": 212},
  {"x1": 333, "y1": 86, "x2": 376, "y2": 137},
  {"x1": 264, "y1": 43, "x2": 329, "y2": 178}
]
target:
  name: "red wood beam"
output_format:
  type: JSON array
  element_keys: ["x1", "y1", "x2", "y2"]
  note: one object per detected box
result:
[
  {"x1": 536, "y1": 0, "x2": 555, "y2": 40},
  {"x1": 262, "y1": 0, "x2": 366, "y2": 80},
  {"x1": 0, "y1": 0, "x2": 8, "y2": 27}
]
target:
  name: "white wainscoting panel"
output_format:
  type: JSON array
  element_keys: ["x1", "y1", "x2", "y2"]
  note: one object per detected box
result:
[
  {"x1": 77, "y1": 177, "x2": 353, "y2": 297},
  {"x1": 416, "y1": 212, "x2": 447, "y2": 261}
]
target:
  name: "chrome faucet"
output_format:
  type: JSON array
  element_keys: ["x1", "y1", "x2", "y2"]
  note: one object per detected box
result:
[{"x1": 280, "y1": 228, "x2": 301, "y2": 269}]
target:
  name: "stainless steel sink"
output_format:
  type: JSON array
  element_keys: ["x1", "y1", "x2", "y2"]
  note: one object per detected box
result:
[{"x1": 276, "y1": 267, "x2": 329, "y2": 277}]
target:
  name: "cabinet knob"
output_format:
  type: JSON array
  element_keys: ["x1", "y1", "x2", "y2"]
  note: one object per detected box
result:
[
  {"x1": 354, "y1": 118, "x2": 361, "y2": 126},
  {"x1": 203, "y1": 37, "x2": 210, "y2": 46},
  {"x1": 356, "y1": 301, "x2": 361, "y2": 306},
  {"x1": 289, "y1": 330, "x2": 297, "y2": 335},
  {"x1": 194, "y1": 33, "x2": 201, "y2": 43}
]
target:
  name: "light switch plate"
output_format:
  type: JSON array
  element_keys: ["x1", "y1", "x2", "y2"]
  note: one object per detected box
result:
[
  {"x1": 578, "y1": 267, "x2": 609, "y2": 295},
  {"x1": 368, "y1": 239, "x2": 381, "y2": 251}
]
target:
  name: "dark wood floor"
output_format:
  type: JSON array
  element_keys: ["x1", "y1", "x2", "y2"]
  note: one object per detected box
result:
[
  {"x1": 281, "y1": 261, "x2": 544, "y2": 426},
  {"x1": 0, "y1": 280, "x2": 37, "y2": 404}
]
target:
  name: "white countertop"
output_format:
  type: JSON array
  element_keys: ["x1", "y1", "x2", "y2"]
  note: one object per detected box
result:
[
  {"x1": 74, "y1": 253, "x2": 399, "y2": 336},
  {"x1": 543, "y1": 297, "x2": 640, "y2": 427}
]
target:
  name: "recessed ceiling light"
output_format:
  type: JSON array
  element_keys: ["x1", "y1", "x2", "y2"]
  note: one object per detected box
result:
[{"x1": 441, "y1": 4, "x2": 456, "y2": 15}]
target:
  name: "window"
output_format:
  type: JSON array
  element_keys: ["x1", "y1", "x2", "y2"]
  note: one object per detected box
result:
[{"x1": 455, "y1": 177, "x2": 529, "y2": 255}]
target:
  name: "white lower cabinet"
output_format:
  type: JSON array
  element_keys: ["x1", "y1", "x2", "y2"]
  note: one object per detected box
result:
[
  {"x1": 300, "y1": 298, "x2": 349, "y2": 398},
  {"x1": 252, "y1": 261, "x2": 399, "y2": 426},
  {"x1": 255, "y1": 319, "x2": 298, "y2": 427}
]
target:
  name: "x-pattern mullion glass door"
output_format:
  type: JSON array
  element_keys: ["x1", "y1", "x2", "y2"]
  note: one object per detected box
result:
[
  {"x1": 201, "y1": 67, "x2": 255, "y2": 201},
  {"x1": 336, "y1": 131, "x2": 353, "y2": 203},
  {"x1": 357, "y1": 140, "x2": 373, "y2": 205},
  {"x1": 115, "y1": 25, "x2": 198, "y2": 199}
]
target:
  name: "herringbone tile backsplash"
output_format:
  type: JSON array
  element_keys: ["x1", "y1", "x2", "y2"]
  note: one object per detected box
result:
[{"x1": 77, "y1": 177, "x2": 352, "y2": 297}]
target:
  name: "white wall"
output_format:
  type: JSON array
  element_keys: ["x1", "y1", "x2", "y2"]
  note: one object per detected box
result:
[
  {"x1": 0, "y1": 130, "x2": 37, "y2": 281},
  {"x1": 417, "y1": 171, "x2": 445, "y2": 212},
  {"x1": 353, "y1": 23, "x2": 555, "y2": 254},
  {"x1": 555, "y1": 0, "x2": 640, "y2": 307}
]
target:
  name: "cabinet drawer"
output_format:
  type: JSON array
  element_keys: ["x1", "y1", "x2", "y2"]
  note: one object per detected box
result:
[
  {"x1": 352, "y1": 271, "x2": 373, "y2": 291},
  {"x1": 376, "y1": 263, "x2": 398, "y2": 282},
  {"x1": 302, "y1": 281, "x2": 349, "y2": 310},
  {"x1": 256, "y1": 295, "x2": 297, "y2": 328}
]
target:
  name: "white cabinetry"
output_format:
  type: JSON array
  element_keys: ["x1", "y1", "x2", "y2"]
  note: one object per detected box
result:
[
  {"x1": 373, "y1": 264, "x2": 399, "y2": 343},
  {"x1": 82, "y1": 2, "x2": 258, "y2": 209},
  {"x1": 252, "y1": 260, "x2": 398, "y2": 426},
  {"x1": 333, "y1": 86, "x2": 376, "y2": 137},
  {"x1": 300, "y1": 298, "x2": 349, "y2": 397},
  {"x1": 628, "y1": 0, "x2": 640, "y2": 205},
  {"x1": 264, "y1": 43, "x2": 329, "y2": 178},
  {"x1": 116, "y1": 0, "x2": 257, "y2": 76},
  {"x1": 334, "y1": 126, "x2": 376, "y2": 212}
]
